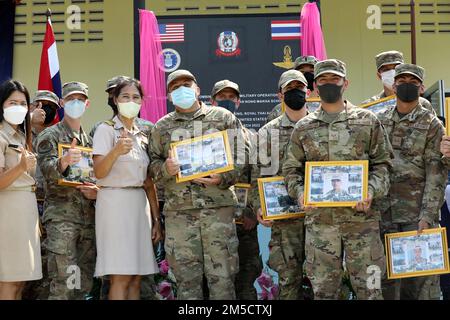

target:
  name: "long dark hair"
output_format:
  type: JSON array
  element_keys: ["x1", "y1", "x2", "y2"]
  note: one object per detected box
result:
[
  {"x1": 113, "y1": 78, "x2": 144, "y2": 100},
  {"x1": 0, "y1": 80, "x2": 32, "y2": 150}
]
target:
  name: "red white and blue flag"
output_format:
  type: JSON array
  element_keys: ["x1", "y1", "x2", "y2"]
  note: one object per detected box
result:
[
  {"x1": 271, "y1": 20, "x2": 301, "y2": 40},
  {"x1": 38, "y1": 16, "x2": 63, "y2": 122},
  {"x1": 157, "y1": 23, "x2": 185, "y2": 43}
]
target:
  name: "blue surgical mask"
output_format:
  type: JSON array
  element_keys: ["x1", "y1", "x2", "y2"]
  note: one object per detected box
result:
[
  {"x1": 64, "y1": 99, "x2": 86, "y2": 119},
  {"x1": 217, "y1": 100, "x2": 237, "y2": 113},
  {"x1": 170, "y1": 86, "x2": 197, "y2": 109}
]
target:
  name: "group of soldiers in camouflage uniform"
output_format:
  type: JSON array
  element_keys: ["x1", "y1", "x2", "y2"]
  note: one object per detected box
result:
[{"x1": 13, "y1": 48, "x2": 450, "y2": 300}]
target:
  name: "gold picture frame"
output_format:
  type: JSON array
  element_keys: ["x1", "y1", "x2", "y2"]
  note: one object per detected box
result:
[
  {"x1": 385, "y1": 227, "x2": 450, "y2": 280},
  {"x1": 258, "y1": 176, "x2": 304, "y2": 221},
  {"x1": 304, "y1": 160, "x2": 369, "y2": 207},
  {"x1": 360, "y1": 95, "x2": 396, "y2": 114},
  {"x1": 57, "y1": 144, "x2": 96, "y2": 187},
  {"x1": 445, "y1": 98, "x2": 450, "y2": 136},
  {"x1": 170, "y1": 130, "x2": 234, "y2": 183},
  {"x1": 234, "y1": 183, "x2": 251, "y2": 225}
]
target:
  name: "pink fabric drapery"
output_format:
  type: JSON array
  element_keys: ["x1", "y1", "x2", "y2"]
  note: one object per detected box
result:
[
  {"x1": 139, "y1": 9, "x2": 166, "y2": 123},
  {"x1": 300, "y1": 2, "x2": 327, "y2": 61}
]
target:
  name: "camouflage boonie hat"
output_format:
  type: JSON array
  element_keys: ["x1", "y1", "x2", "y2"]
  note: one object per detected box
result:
[
  {"x1": 62, "y1": 81, "x2": 88, "y2": 99},
  {"x1": 314, "y1": 59, "x2": 346, "y2": 79},
  {"x1": 211, "y1": 79, "x2": 240, "y2": 98},
  {"x1": 293, "y1": 55, "x2": 319, "y2": 70},
  {"x1": 167, "y1": 69, "x2": 197, "y2": 90},
  {"x1": 32, "y1": 90, "x2": 60, "y2": 106},
  {"x1": 375, "y1": 50, "x2": 404, "y2": 71},
  {"x1": 278, "y1": 70, "x2": 308, "y2": 91},
  {"x1": 394, "y1": 64, "x2": 425, "y2": 82},
  {"x1": 106, "y1": 75, "x2": 131, "y2": 92}
]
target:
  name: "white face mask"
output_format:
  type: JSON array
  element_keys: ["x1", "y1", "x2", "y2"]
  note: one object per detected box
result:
[
  {"x1": 64, "y1": 99, "x2": 86, "y2": 119},
  {"x1": 3, "y1": 105, "x2": 28, "y2": 125},
  {"x1": 118, "y1": 102, "x2": 141, "y2": 119},
  {"x1": 381, "y1": 69, "x2": 396, "y2": 89}
]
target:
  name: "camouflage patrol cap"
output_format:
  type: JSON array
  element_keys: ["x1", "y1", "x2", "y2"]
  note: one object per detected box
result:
[
  {"x1": 167, "y1": 69, "x2": 197, "y2": 90},
  {"x1": 32, "y1": 90, "x2": 60, "y2": 106},
  {"x1": 105, "y1": 75, "x2": 131, "y2": 92},
  {"x1": 278, "y1": 70, "x2": 308, "y2": 91},
  {"x1": 331, "y1": 174, "x2": 342, "y2": 181},
  {"x1": 314, "y1": 59, "x2": 346, "y2": 79},
  {"x1": 211, "y1": 79, "x2": 240, "y2": 98},
  {"x1": 293, "y1": 55, "x2": 319, "y2": 70},
  {"x1": 62, "y1": 81, "x2": 88, "y2": 99},
  {"x1": 375, "y1": 50, "x2": 404, "y2": 71},
  {"x1": 394, "y1": 63, "x2": 425, "y2": 82}
]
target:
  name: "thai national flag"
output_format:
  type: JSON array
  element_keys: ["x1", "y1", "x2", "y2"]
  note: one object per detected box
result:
[
  {"x1": 38, "y1": 16, "x2": 63, "y2": 123},
  {"x1": 271, "y1": 20, "x2": 302, "y2": 40}
]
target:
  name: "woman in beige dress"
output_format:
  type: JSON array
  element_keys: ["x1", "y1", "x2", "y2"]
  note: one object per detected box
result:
[
  {"x1": 0, "y1": 80, "x2": 42, "y2": 300},
  {"x1": 93, "y1": 78, "x2": 161, "y2": 300}
]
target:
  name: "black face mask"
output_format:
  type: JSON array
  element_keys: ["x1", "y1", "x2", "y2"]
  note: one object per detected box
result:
[
  {"x1": 317, "y1": 83, "x2": 343, "y2": 103},
  {"x1": 42, "y1": 103, "x2": 57, "y2": 125},
  {"x1": 304, "y1": 72, "x2": 315, "y2": 91},
  {"x1": 284, "y1": 89, "x2": 306, "y2": 111},
  {"x1": 396, "y1": 83, "x2": 420, "y2": 103},
  {"x1": 217, "y1": 100, "x2": 237, "y2": 113}
]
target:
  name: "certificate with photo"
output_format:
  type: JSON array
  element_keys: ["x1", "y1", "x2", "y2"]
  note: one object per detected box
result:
[
  {"x1": 385, "y1": 228, "x2": 450, "y2": 279},
  {"x1": 234, "y1": 183, "x2": 250, "y2": 225},
  {"x1": 258, "y1": 176, "x2": 304, "y2": 221},
  {"x1": 57, "y1": 144, "x2": 96, "y2": 187},
  {"x1": 304, "y1": 160, "x2": 368, "y2": 207},
  {"x1": 306, "y1": 97, "x2": 321, "y2": 113},
  {"x1": 171, "y1": 130, "x2": 234, "y2": 183},
  {"x1": 359, "y1": 95, "x2": 396, "y2": 114}
]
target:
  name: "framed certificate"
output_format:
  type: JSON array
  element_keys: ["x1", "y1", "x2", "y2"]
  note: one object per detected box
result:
[
  {"x1": 234, "y1": 183, "x2": 250, "y2": 225},
  {"x1": 445, "y1": 98, "x2": 450, "y2": 136},
  {"x1": 306, "y1": 97, "x2": 321, "y2": 113},
  {"x1": 57, "y1": 144, "x2": 96, "y2": 187},
  {"x1": 360, "y1": 95, "x2": 396, "y2": 114},
  {"x1": 171, "y1": 130, "x2": 234, "y2": 183},
  {"x1": 258, "y1": 176, "x2": 304, "y2": 221},
  {"x1": 304, "y1": 160, "x2": 369, "y2": 207},
  {"x1": 385, "y1": 228, "x2": 450, "y2": 279}
]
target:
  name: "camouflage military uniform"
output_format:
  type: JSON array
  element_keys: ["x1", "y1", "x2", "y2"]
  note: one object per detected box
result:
[
  {"x1": 377, "y1": 105, "x2": 445, "y2": 300},
  {"x1": 149, "y1": 102, "x2": 244, "y2": 300},
  {"x1": 252, "y1": 111, "x2": 306, "y2": 300},
  {"x1": 282, "y1": 97, "x2": 393, "y2": 299},
  {"x1": 234, "y1": 127, "x2": 262, "y2": 300},
  {"x1": 36, "y1": 120, "x2": 96, "y2": 300}
]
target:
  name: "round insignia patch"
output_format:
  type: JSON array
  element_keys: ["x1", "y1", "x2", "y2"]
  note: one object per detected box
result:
[{"x1": 159, "y1": 48, "x2": 181, "y2": 73}]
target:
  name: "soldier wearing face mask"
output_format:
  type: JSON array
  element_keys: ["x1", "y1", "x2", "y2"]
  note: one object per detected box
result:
[
  {"x1": 251, "y1": 70, "x2": 309, "y2": 299},
  {"x1": 376, "y1": 64, "x2": 446, "y2": 300},
  {"x1": 20, "y1": 90, "x2": 60, "y2": 300},
  {"x1": 361, "y1": 50, "x2": 435, "y2": 115},
  {"x1": 36, "y1": 81, "x2": 98, "y2": 300},
  {"x1": 210, "y1": 80, "x2": 263, "y2": 300},
  {"x1": 283, "y1": 59, "x2": 393, "y2": 300},
  {"x1": 266, "y1": 55, "x2": 319, "y2": 123},
  {"x1": 149, "y1": 70, "x2": 249, "y2": 300}
]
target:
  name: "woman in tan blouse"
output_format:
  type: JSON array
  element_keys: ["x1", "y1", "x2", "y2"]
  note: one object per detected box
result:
[
  {"x1": 93, "y1": 78, "x2": 161, "y2": 300},
  {"x1": 0, "y1": 80, "x2": 42, "y2": 300}
]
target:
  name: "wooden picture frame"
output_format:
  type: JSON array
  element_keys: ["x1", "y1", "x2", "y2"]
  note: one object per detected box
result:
[
  {"x1": 385, "y1": 227, "x2": 450, "y2": 280},
  {"x1": 360, "y1": 95, "x2": 396, "y2": 114},
  {"x1": 57, "y1": 144, "x2": 96, "y2": 187},
  {"x1": 170, "y1": 130, "x2": 234, "y2": 183},
  {"x1": 258, "y1": 176, "x2": 304, "y2": 221},
  {"x1": 304, "y1": 160, "x2": 369, "y2": 207},
  {"x1": 234, "y1": 183, "x2": 251, "y2": 225}
]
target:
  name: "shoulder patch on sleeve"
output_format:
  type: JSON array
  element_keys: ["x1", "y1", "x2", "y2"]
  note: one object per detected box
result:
[
  {"x1": 37, "y1": 139, "x2": 53, "y2": 155},
  {"x1": 103, "y1": 120, "x2": 115, "y2": 126}
]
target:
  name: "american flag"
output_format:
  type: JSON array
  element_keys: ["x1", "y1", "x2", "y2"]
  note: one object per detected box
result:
[{"x1": 157, "y1": 23, "x2": 185, "y2": 43}]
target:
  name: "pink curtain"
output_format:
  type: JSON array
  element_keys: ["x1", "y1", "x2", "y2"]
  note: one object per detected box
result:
[
  {"x1": 139, "y1": 9, "x2": 167, "y2": 123},
  {"x1": 300, "y1": 2, "x2": 327, "y2": 61}
]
